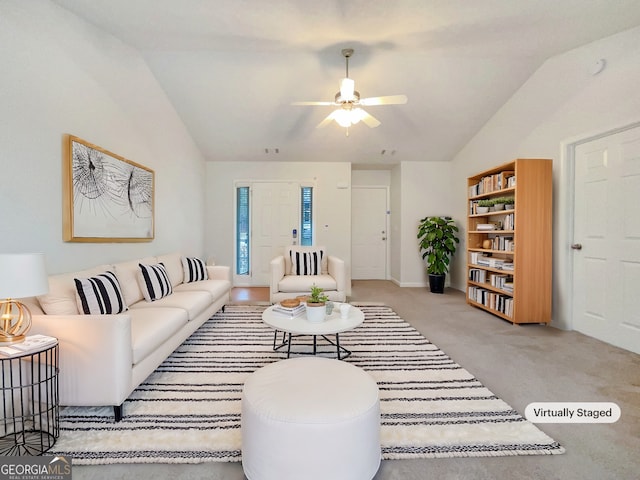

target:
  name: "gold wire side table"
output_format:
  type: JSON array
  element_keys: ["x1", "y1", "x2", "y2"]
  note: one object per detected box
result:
[{"x1": 0, "y1": 341, "x2": 59, "y2": 455}]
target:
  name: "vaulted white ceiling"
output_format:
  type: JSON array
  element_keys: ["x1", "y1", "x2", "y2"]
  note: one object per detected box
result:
[{"x1": 52, "y1": 0, "x2": 640, "y2": 166}]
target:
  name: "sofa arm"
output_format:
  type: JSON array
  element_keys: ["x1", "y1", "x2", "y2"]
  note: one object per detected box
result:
[
  {"x1": 328, "y1": 256, "x2": 346, "y2": 294},
  {"x1": 30, "y1": 314, "x2": 133, "y2": 407},
  {"x1": 270, "y1": 256, "x2": 285, "y2": 300},
  {"x1": 207, "y1": 265, "x2": 231, "y2": 282}
]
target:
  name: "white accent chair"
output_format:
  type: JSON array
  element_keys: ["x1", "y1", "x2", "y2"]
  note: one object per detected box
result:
[{"x1": 269, "y1": 245, "x2": 346, "y2": 303}]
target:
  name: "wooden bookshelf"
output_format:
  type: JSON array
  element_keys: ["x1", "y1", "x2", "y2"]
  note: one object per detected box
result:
[{"x1": 466, "y1": 159, "x2": 552, "y2": 324}]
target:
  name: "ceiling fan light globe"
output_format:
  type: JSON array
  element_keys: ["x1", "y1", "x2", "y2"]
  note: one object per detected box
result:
[
  {"x1": 334, "y1": 109, "x2": 352, "y2": 127},
  {"x1": 352, "y1": 108, "x2": 367, "y2": 123}
]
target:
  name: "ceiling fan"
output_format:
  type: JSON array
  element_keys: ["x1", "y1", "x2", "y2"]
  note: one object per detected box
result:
[{"x1": 293, "y1": 48, "x2": 407, "y2": 134}]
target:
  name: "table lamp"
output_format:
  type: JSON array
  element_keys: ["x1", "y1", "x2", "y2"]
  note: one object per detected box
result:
[{"x1": 0, "y1": 253, "x2": 48, "y2": 344}]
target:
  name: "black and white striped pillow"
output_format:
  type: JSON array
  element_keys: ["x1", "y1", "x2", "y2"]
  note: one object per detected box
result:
[
  {"x1": 74, "y1": 271, "x2": 127, "y2": 315},
  {"x1": 291, "y1": 250, "x2": 324, "y2": 275},
  {"x1": 138, "y1": 263, "x2": 173, "y2": 302},
  {"x1": 182, "y1": 256, "x2": 208, "y2": 283}
]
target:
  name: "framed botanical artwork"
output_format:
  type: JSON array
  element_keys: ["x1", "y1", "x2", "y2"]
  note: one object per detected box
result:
[{"x1": 63, "y1": 135, "x2": 155, "y2": 242}]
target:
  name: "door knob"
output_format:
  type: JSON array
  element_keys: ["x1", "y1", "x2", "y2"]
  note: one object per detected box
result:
[{"x1": 571, "y1": 243, "x2": 582, "y2": 250}]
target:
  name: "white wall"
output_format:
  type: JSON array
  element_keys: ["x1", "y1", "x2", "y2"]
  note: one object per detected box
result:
[
  {"x1": 0, "y1": 1, "x2": 207, "y2": 274},
  {"x1": 205, "y1": 161, "x2": 352, "y2": 291},
  {"x1": 451, "y1": 26, "x2": 640, "y2": 329},
  {"x1": 390, "y1": 162, "x2": 454, "y2": 287},
  {"x1": 352, "y1": 169, "x2": 391, "y2": 187}
]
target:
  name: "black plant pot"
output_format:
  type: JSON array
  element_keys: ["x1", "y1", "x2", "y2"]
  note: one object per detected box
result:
[{"x1": 428, "y1": 274, "x2": 446, "y2": 294}]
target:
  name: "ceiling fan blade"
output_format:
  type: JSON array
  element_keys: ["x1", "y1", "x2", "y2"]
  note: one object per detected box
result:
[
  {"x1": 292, "y1": 101, "x2": 335, "y2": 106},
  {"x1": 360, "y1": 110, "x2": 381, "y2": 128},
  {"x1": 317, "y1": 111, "x2": 338, "y2": 128},
  {"x1": 360, "y1": 94, "x2": 408, "y2": 106}
]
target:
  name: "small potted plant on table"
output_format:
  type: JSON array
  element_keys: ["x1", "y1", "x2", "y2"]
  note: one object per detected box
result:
[{"x1": 306, "y1": 285, "x2": 329, "y2": 323}]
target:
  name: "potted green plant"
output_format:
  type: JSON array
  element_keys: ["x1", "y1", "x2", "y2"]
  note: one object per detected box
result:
[
  {"x1": 476, "y1": 199, "x2": 493, "y2": 214},
  {"x1": 492, "y1": 197, "x2": 506, "y2": 211},
  {"x1": 417, "y1": 216, "x2": 460, "y2": 294},
  {"x1": 306, "y1": 285, "x2": 328, "y2": 322},
  {"x1": 502, "y1": 197, "x2": 515, "y2": 210}
]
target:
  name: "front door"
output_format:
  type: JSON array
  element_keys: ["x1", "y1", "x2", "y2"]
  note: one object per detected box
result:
[
  {"x1": 572, "y1": 125, "x2": 640, "y2": 354},
  {"x1": 251, "y1": 182, "x2": 299, "y2": 286},
  {"x1": 351, "y1": 186, "x2": 388, "y2": 280}
]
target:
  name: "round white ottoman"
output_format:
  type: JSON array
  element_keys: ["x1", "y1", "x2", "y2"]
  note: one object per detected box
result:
[{"x1": 241, "y1": 356, "x2": 380, "y2": 480}]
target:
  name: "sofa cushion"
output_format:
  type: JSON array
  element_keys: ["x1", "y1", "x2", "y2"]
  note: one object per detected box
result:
[
  {"x1": 129, "y1": 307, "x2": 188, "y2": 364},
  {"x1": 156, "y1": 252, "x2": 184, "y2": 287},
  {"x1": 182, "y1": 256, "x2": 208, "y2": 283},
  {"x1": 37, "y1": 264, "x2": 113, "y2": 315},
  {"x1": 74, "y1": 271, "x2": 128, "y2": 315},
  {"x1": 113, "y1": 257, "x2": 156, "y2": 306},
  {"x1": 290, "y1": 250, "x2": 324, "y2": 275},
  {"x1": 174, "y1": 278, "x2": 232, "y2": 300},
  {"x1": 130, "y1": 290, "x2": 213, "y2": 321},
  {"x1": 278, "y1": 274, "x2": 337, "y2": 293},
  {"x1": 138, "y1": 263, "x2": 173, "y2": 302}
]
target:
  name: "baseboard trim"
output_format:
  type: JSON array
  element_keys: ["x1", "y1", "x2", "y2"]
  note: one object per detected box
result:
[{"x1": 389, "y1": 277, "x2": 427, "y2": 288}]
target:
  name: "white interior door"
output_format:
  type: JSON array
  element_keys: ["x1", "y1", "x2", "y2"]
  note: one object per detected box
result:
[
  {"x1": 351, "y1": 186, "x2": 388, "y2": 280},
  {"x1": 251, "y1": 182, "x2": 299, "y2": 286},
  {"x1": 572, "y1": 125, "x2": 640, "y2": 354}
]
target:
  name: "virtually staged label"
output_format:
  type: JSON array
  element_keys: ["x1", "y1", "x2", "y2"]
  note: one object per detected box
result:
[{"x1": 524, "y1": 402, "x2": 621, "y2": 423}]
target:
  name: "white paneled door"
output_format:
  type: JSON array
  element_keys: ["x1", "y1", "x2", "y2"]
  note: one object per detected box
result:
[
  {"x1": 351, "y1": 186, "x2": 388, "y2": 280},
  {"x1": 251, "y1": 182, "x2": 299, "y2": 286},
  {"x1": 572, "y1": 125, "x2": 640, "y2": 354}
]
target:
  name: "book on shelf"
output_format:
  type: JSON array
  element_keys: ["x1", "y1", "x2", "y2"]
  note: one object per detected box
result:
[
  {"x1": 467, "y1": 286, "x2": 513, "y2": 317},
  {"x1": 490, "y1": 236, "x2": 514, "y2": 251},
  {"x1": 503, "y1": 213, "x2": 514, "y2": 230},
  {"x1": 477, "y1": 223, "x2": 500, "y2": 231},
  {"x1": 490, "y1": 273, "x2": 514, "y2": 292},
  {"x1": 468, "y1": 268, "x2": 487, "y2": 283},
  {"x1": 469, "y1": 252, "x2": 514, "y2": 270},
  {"x1": 469, "y1": 172, "x2": 514, "y2": 197},
  {"x1": 0, "y1": 334, "x2": 57, "y2": 358}
]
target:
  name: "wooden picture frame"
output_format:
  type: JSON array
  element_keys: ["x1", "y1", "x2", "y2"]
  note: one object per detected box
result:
[{"x1": 63, "y1": 135, "x2": 155, "y2": 242}]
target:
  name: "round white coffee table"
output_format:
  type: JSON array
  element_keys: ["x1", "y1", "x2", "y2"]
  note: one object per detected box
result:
[{"x1": 262, "y1": 303, "x2": 364, "y2": 360}]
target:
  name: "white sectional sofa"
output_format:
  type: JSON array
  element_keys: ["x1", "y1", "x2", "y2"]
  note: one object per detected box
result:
[{"x1": 23, "y1": 252, "x2": 231, "y2": 421}]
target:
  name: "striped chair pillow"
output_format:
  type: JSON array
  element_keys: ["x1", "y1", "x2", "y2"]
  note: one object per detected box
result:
[
  {"x1": 138, "y1": 263, "x2": 173, "y2": 302},
  {"x1": 182, "y1": 256, "x2": 208, "y2": 283},
  {"x1": 74, "y1": 271, "x2": 128, "y2": 315},
  {"x1": 291, "y1": 250, "x2": 324, "y2": 276}
]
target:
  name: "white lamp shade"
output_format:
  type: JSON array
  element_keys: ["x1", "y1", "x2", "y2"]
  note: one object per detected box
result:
[
  {"x1": 340, "y1": 78, "x2": 355, "y2": 101},
  {"x1": 0, "y1": 253, "x2": 49, "y2": 298}
]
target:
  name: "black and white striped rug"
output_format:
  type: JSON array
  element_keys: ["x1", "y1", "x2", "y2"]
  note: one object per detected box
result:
[{"x1": 50, "y1": 305, "x2": 564, "y2": 464}]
